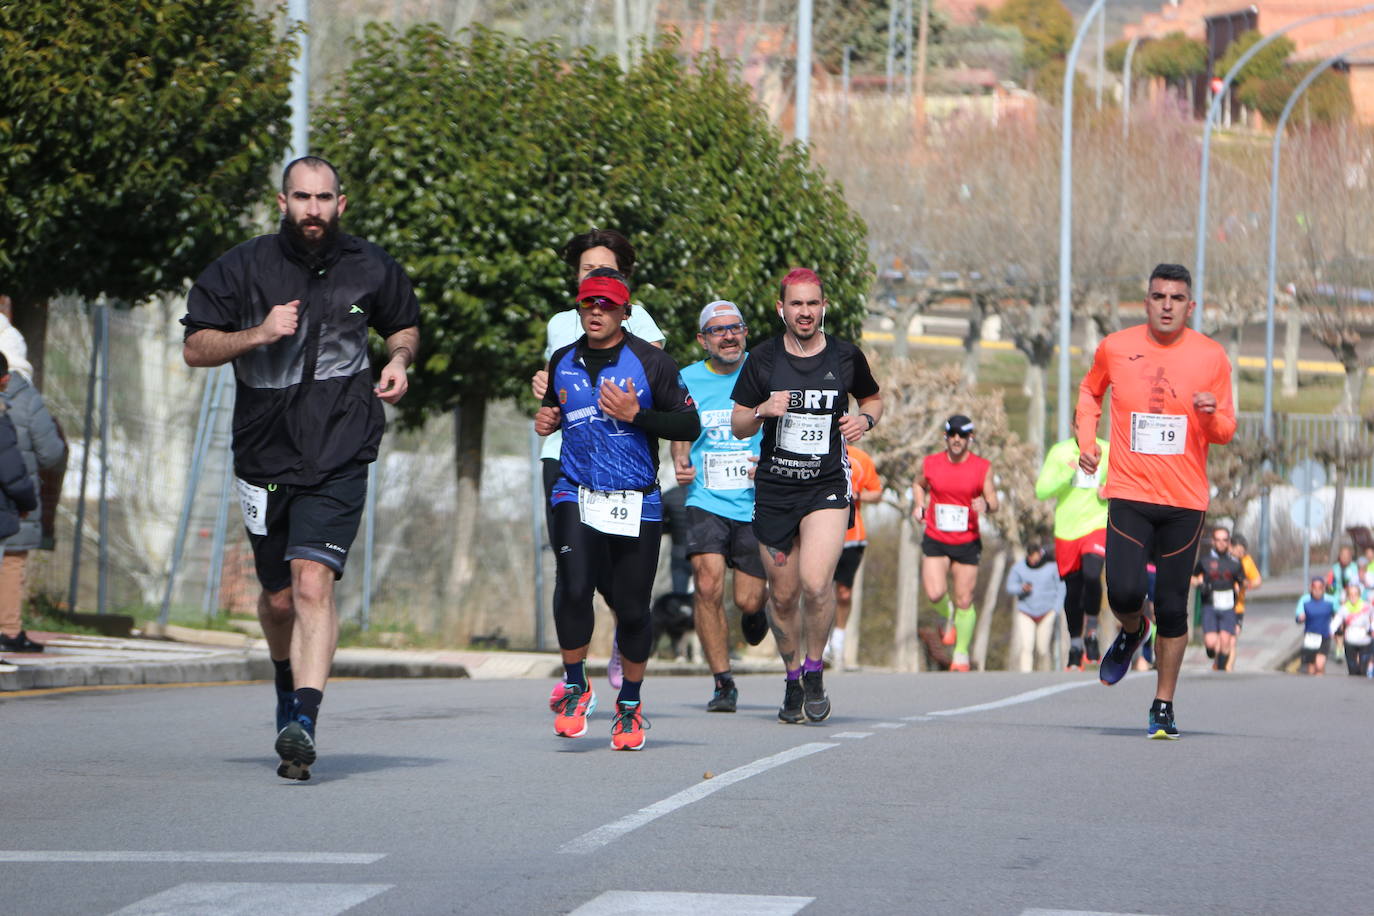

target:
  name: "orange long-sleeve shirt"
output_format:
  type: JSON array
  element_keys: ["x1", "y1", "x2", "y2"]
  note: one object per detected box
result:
[{"x1": 1075, "y1": 325, "x2": 1235, "y2": 512}]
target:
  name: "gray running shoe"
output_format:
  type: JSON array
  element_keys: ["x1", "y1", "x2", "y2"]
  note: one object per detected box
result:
[
  {"x1": 778, "y1": 678, "x2": 805, "y2": 723},
  {"x1": 801, "y1": 670, "x2": 831, "y2": 722}
]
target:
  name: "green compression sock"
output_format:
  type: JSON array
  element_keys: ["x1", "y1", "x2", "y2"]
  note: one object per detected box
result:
[
  {"x1": 953, "y1": 606, "x2": 977, "y2": 656},
  {"x1": 932, "y1": 593, "x2": 953, "y2": 621}
]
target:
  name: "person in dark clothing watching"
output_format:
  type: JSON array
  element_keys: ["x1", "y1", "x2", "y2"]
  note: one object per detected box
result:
[
  {"x1": 181, "y1": 156, "x2": 420, "y2": 780},
  {"x1": 0, "y1": 382, "x2": 37, "y2": 673}
]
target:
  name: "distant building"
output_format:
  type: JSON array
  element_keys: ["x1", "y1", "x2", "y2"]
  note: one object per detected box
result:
[{"x1": 1121, "y1": 0, "x2": 1374, "y2": 124}]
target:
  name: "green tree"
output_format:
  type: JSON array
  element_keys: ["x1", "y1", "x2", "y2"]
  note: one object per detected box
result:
[
  {"x1": 987, "y1": 0, "x2": 1073, "y2": 74},
  {"x1": 1215, "y1": 29, "x2": 1294, "y2": 87},
  {"x1": 0, "y1": 0, "x2": 295, "y2": 380},
  {"x1": 315, "y1": 25, "x2": 870, "y2": 603},
  {"x1": 1245, "y1": 63, "x2": 1353, "y2": 126},
  {"x1": 1136, "y1": 31, "x2": 1206, "y2": 84}
]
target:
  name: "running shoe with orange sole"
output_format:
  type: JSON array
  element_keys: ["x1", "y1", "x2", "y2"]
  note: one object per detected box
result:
[
  {"x1": 610, "y1": 700, "x2": 650, "y2": 750},
  {"x1": 950, "y1": 653, "x2": 971, "y2": 672},
  {"x1": 553, "y1": 683, "x2": 597, "y2": 738},
  {"x1": 941, "y1": 623, "x2": 957, "y2": 647}
]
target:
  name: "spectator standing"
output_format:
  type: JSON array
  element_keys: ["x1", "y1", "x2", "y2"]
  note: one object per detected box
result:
[
  {"x1": 0, "y1": 353, "x2": 66, "y2": 653},
  {"x1": 1005, "y1": 542, "x2": 1066, "y2": 672},
  {"x1": 0, "y1": 387, "x2": 37, "y2": 671}
]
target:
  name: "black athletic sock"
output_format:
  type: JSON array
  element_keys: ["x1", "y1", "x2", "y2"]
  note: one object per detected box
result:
[
  {"x1": 1150, "y1": 698, "x2": 1173, "y2": 714},
  {"x1": 272, "y1": 658, "x2": 293, "y2": 694},
  {"x1": 618, "y1": 678, "x2": 643, "y2": 705},
  {"x1": 714, "y1": 671, "x2": 735, "y2": 691},
  {"x1": 1205, "y1": 646, "x2": 1216, "y2": 659},
  {"x1": 563, "y1": 661, "x2": 587, "y2": 689},
  {"x1": 1216, "y1": 652, "x2": 1229, "y2": 670},
  {"x1": 293, "y1": 687, "x2": 323, "y2": 723}
]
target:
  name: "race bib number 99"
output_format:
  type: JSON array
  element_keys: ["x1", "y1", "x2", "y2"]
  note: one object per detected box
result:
[
  {"x1": 1130, "y1": 412, "x2": 1187, "y2": 455},
  {"x1": 236, "y1": 478, "x2": 268, "y2": 536},
  {"x1": 778, "y1": 413, "x2": 831, "y2": 453}
]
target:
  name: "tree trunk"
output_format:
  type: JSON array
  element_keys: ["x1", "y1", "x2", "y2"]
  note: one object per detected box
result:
[
  {"x1": 1026, "y1": 360, "x2": 1047, "y2": 455},
  {"x1": 1283, "y1": 306, "x2": 1300, "y2": 397},
  {"x1": 1329, "y1": 422, "x2": 1352, "y2": 565},
  {"x1": 445, "y1": 399, "x2": 487, "y2": 638},
  {"x1": 1340, "y1": 364, "x2": 1361, "y2": 417},
  {"x1": 1227, "y1": 325, "x2": 1242, "y2": 411},
  {"x1": 893, "y1": 512, "x2": 922, "y2": 672},
  {"x1": 11, "y1": 295, "x2": 49, "y2": 388},
  {"x1": 970, "y1": 545, "x2": 1008, "y2": 670}
]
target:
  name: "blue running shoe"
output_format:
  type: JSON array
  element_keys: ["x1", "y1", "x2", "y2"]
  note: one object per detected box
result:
[
  {"x1": 275, "y1": 701, "x2": 317, "y2": 781},
  {"x1": 1148, "y1": 704, "x2": 1179, "y2": 740},
  {"x1": 1099, "y1": 619, "x2": 1154, "y2": 686},
  {"x1": 275, "y1": 687, "x2": 293, "y2": 733}
]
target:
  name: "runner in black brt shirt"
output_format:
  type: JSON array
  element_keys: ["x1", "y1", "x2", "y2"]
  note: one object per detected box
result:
[{"x1": 730, "y1": 268, "x2": 882, "y2": 724}]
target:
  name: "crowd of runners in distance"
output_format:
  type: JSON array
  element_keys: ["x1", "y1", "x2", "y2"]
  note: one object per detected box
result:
[
  {"x1": 181, "y1": 155, "x2": 1253, "y2": 775},
  {"x1": 1294, "y1": 544, "x2": 1374, "y2": 677}
]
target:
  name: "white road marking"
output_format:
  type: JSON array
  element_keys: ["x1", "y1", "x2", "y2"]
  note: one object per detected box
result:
[
  {"x1": 1022, "y1": 909, "x2": 1164, "y2": 916},
  {"x1": 107, "y1": 882, "x2": 390, "y2": 916},
  {"x1": 558, "y1": 742, "x2": 838, "y2": 855},
  {"x1": 0, "y1": 851, "x2": 384, "y2": 864},
  {"x1": 928, "y1": 677, "x2": 1119, "y2": 717},
  {"x1": 829, "y1": 731, "x2": 873, "y2": 739},
  {"x1": 871, "y1": 722, "x2": 906, "y2": 729},
  {"x1": 570, "y1": 890, "x2": 814, "y2": 915},
  {"x1": 901, "y1": 715, "x2": 934, "y2": 721}
]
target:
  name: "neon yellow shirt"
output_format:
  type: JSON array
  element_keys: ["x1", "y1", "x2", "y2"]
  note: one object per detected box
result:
[{"x1": 1035, "y1": 437, "x2": 1109, "y2": 541}]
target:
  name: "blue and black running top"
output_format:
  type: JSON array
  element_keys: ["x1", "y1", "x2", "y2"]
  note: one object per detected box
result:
[{"x1": 543, "y1": 332, "x2": 700, "y2": 521}]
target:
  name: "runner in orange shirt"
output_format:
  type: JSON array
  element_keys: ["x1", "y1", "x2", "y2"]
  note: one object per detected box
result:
[
  {"x1": 826, "y1": 444, "x2": 882, "y2": 669},
  {"x1": 1076, "y1": 263, "x2": 1235, "y2": 739}
]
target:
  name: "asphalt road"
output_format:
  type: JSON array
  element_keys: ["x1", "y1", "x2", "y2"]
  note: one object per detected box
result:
[{"x1": 4, "y1": 668, "x2": 1369, "y2": 915}]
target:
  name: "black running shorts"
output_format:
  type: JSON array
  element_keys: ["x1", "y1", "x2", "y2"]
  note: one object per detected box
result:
[
  {"x1": 242, "y1": 463, "x2": 368, "y2": 592},
  {"x1": 686, "y1": 506, "x2": 766, "y2": 579},
  {"x1": 921, "y1": 534, "x2": 982, "y2": 566},
  {"x1": 833, "y1": 544, "x2": 866, "y2": 587},
  {"x1": 752, "y1": 480, "x2": 853, "y2": 555}
]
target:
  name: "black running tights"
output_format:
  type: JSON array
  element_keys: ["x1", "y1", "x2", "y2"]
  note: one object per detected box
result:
[
  {"x1": 550, "y1": 501, "x2": 660, "y2": 664},
  {"x1": 1063, "y1": 553, "x2": 1104, "y2": 638},
  {"x1": 1104, "y1": 499, "x2": 1204, "y2": 640}
]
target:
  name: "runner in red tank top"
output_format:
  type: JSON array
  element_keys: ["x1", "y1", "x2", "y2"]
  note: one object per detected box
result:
[{"x1": 911, "y1": 414, "x2": 999, "y2": 671}]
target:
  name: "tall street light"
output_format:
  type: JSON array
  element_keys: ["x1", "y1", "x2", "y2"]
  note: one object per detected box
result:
[
  {"x1": 1256, "y1": 39, "x2": 1374, "y2": 575},
  {"x1": 1192, "y1": 3, "x2": 1374, "y2": 331},
  {"x1": 1057, "y1": 0, "x2": 1109, "y2": 443}
]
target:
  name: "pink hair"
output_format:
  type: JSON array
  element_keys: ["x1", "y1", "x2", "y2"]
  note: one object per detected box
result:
[{"x1": 779, "y1": 267, "x2": 823, "y2": 303}]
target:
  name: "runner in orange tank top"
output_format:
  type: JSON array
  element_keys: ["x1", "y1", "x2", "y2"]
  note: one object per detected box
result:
[{"x1": 1075, "y1": 263, "x2": 1235, "y2": 740}]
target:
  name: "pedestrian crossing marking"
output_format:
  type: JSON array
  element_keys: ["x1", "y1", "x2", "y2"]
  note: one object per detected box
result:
[
  {"x1": 571, "y1": 890, "x2": 813, "y2": 915},
  {"x1": 107, "y1": 882, "x2": 391, "y2": 916}
]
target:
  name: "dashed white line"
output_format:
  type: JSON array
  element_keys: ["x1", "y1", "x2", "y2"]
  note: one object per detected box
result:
[
  {"x1": 107, "y1": 882, "x2": 391, "y2": 916},
  {"x1": 571, "y1": 890, "x2": 814, "y2": 915},
  {"x1": 870, "y1": 722, "x2": 906, "y2": 729},
  {"x1": 558, "y1": 742, "x2": 839, "y2": 854},
  {"x1": 927, "y1": 678, "x2": 1116, "y2": 717},
  {"x1": 0, "y1": 851, "x2": 384, "y2": 864},
  {"x1": 829, "y1": 731, "x2": 873, "y2": 739}
]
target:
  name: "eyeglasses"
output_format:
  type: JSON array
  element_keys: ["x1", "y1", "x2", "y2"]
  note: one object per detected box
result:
[
  {"x1": 701, "y1": 322, "x2": 747, "y2": 338},
  {"x1": 947, "y1": 431, "x2": 971, "y2": 439},
  {"x1": 578, "y1": 297, "x2": 623, "y2": 311}
]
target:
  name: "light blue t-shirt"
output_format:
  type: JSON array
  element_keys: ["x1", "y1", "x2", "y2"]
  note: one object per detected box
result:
[
  {"x1": 680, "y1": 357, "x2": 761, "y2": 523},
  {"x1": 540, "y1": 305, "x2": 665, "y2": 462}
]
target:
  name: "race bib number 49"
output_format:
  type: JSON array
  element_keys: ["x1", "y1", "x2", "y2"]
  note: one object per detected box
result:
[
  {"x1": 236, "y1": 478, "x2": 268, "y2": 536},
  {"x1": 777, "y1": 412, "x2": 831, "y2": 453},
  {"x1": 1130, "y1": 412, "x2": 1187, "y2": 455},
  {"x1": 578, "y1": 487, "x2": 643, "y2": 537}
]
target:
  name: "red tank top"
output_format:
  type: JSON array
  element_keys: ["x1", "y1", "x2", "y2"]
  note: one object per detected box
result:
[{"x1": 922, "y1": 451, "x2": 989, "y2": 545}]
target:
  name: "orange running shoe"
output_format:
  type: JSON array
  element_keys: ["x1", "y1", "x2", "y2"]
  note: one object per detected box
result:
[
  {"x1": 941, "y1": 624, "x2": 957, "y2": 647},
  {"x1": 950, "y1": 653, "x2": 971, "y2": 672},
  {"x1": 549, "y1": 681, "x2": 568, "y2": 712},
  {"x1": 553, "y1": 683, "x2": 597, "y2": 738},
  {"x1": 610, "y1": 700, "x2": 650, "y2": 751}
]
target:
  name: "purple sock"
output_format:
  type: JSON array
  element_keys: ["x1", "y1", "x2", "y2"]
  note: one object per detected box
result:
[
  {"x1": 802, "y1": 657, "x2": 823, "y2": 674},
  {"x1": 785, "y1": 667, "x2": 802, "y2": 681}
]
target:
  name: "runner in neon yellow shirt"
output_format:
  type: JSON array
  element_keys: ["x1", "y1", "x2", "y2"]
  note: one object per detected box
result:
[{"x1": 1035, "y1": 436, "x2": 1109, "y2": 670}]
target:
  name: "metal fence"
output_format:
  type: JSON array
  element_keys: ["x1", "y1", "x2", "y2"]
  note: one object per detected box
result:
[{"x1": 1235, "y1": 410, "x2": 1374, "y2": 486}]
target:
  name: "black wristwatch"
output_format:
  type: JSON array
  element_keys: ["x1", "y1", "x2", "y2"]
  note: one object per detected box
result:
[{"x1": 860, "y1": 412, "x2": 876, "y2": 431}]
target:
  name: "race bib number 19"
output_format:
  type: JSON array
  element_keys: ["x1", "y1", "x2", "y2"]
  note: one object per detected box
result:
[
  {"x1": 236, "y1": 478, "x2": 268, "y2": 536},
  {"x1": 1130, "y1": 412, "x2": 1187, "y2": 455},
  {"x1": 777, "y1": 413, "x2": 831, "y2": 453},
  {"x1": 578, "y1": 487, "x2": 643, "y2": 537}
]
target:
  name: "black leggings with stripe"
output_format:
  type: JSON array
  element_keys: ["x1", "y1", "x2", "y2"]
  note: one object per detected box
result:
[
  {"x1": 1104, "y1": 499, "x2": 1205, "y2": 639},
  {"x1": 550, "y1": 501, "x2": 660, "y2": 664}
]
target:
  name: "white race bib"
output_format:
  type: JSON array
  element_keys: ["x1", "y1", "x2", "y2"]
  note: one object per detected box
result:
[
  {"x1": 1303, "y1": 631, "x2": 1324, "y2": 651},
  {"x1": 703, "y1": 450, "x2": 753, "y2": 491},
  {"x1": 578, "y1": 486, "x2": 643, "y2": 537},
  {"x1": 1072, "y1": 467, "x2": 1100, "y2": 489},
  {"x1": 1130, "y1": 412, "x2": 1187, "y2": 455},
  {"x1": 934, "y1": 503, "x2": 969, "y2": 533},
  {"x1": 1210, "y1": 588, "x2": 1235, "y2": 611},
  {"x1": 777, "y1": 412, "x2": 831, "y2": 453},
  {"x1": 236, "y1": 478, "x2": 268, "y2": 536}
]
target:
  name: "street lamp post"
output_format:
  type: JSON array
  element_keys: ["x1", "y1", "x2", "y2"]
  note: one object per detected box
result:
[
  {"x1": 1192, "y1": 3, "x2": 1374, "y2": 332},
  {"x1": 1256, "y1": 39, "x2": 1374, "y2": 575},
  {"x1": 1058, "y1": 0, "x2": 1109, "y2": 443},
  {"x1": 796, "y1": 0, "x2": 813, "y2": 143},
  {"x1": 1122, "y1": 36, "x2": 1143, "y2": 139}
]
